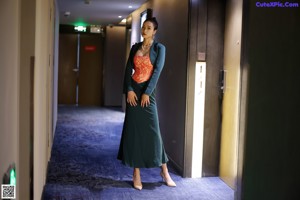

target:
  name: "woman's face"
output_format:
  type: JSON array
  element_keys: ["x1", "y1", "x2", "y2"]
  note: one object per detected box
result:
[{"x1": 141, "y1": 21, "x2": 156, "y2": 40}]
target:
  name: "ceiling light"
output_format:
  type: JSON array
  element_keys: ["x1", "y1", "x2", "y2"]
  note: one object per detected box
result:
[
  {"x1": 90, "y1": 25, "x2": 102, "y2": 33},
  {"x1": 129, "y1": 5, "x2": 133, "y2": 8},
  {"x1": 119, "y1": 18, "x2": 127, "y2": 25},
  {"x1": 118, "y1": 16, "x2": 122, "y2": 18}
]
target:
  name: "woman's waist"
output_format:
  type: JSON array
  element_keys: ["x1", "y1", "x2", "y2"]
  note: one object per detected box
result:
[
  {"x1": 132, "y1": 71, "x2": 152, "y2": 83},
  {"x1": 131, "y1": 77, "x2": 148, "y2": 86}
]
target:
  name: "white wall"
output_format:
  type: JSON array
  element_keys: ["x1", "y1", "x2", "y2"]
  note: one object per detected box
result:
[{"x1": 34, "y1": 0, "x2": 55, "y2": 198}]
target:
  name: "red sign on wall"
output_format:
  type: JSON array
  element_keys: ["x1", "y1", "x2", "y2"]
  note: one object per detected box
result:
[{"x1": 85, "y1": 46, "x2": 96, "y2": 51}]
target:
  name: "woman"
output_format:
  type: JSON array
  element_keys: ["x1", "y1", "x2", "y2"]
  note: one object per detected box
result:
[{"x1": 117, "y1": 17, "x2": 176, "y2": 190}]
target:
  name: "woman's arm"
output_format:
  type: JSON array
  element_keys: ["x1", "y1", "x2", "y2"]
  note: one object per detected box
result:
[
  {"x1": 123, "y1": 43, "x2": 140, "y2": 106},
  {"x1": 123, "y1": 44, "x2": 137, "y2": 93}
]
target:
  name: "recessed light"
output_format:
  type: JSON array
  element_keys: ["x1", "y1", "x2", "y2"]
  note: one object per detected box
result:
[
  {"x1": 118, "y1": 16, "x2": 122, "y2": 18},
  {"x1": 129, "y1": 5, "x2": 133, "y2": 8}
]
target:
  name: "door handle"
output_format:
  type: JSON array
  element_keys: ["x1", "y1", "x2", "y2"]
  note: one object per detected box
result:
[
  {"x1": 219, "y1": 69, "x2": 226, "y2": 93},
  {"x1": 73, "y1": 68, "x2": 79, "y2": 72}
]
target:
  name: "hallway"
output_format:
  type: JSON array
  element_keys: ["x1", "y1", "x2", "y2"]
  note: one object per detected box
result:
[
  {"x1": 42, "y1": 106, "x2": 233, "y2": 200},
  {"x1": 1, "y1": 0, "x2": 299, "y2": 199}
]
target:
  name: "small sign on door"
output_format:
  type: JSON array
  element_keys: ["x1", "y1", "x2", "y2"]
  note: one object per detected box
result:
[{"x1": 84, "y1": 46, "x2": 96, "y2": 51}]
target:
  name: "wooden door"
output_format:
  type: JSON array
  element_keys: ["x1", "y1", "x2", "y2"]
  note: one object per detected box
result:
[
  {"x1": 219, "y1": 0, "x2": 243, "y2": 189},
  {"x1": 78, "y1": 34, "x2": 103, "y2": 106},
  {"x1": 58, "y1": 34, "x2": 78, "y2": 104}
]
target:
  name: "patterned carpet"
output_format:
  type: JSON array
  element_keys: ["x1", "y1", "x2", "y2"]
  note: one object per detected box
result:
[{"x1": 42, "y1": 106, "x2": 234, "y2": 200}]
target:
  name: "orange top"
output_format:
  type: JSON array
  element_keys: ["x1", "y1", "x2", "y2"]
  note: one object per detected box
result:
[{"x1": 132, "y1": 55, "x2": 154, "y2": 83}]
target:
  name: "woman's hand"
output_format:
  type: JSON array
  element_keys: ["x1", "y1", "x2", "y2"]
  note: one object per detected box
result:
[
  {"x1": 141, "y1": 94, "x2": 150, "y2": 108},
  {"x1": 127, "y1": 91, "x2": 138, "y2": 106}
]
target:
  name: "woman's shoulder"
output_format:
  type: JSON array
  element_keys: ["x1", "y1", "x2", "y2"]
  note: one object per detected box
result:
[
  {"x1": 130, "y1": 42, "x2": 141, "y2": 51},
  {"x1": 153, "y1": 41, "x2": 165, "y2": 51},
  {"x1": 132, "y1": 42, "x2": 142, "y2": 47},
  {"x1": 130, "y1": 42, "x2": 142, "y2": 54},
  {"x1": 154, "y1": 41, "x2": 165, "y2": 47}
]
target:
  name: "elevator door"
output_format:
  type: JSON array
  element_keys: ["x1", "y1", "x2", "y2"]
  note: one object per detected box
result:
[{"x1": 58, "y1": 34, "x2": 103, "y2": 106}]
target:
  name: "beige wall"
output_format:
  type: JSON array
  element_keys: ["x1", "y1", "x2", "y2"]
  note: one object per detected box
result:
[
  {"x1": 34, "y1": 0, "x2": 55, "y2": 198},
  {"x1": 1, "y1": 0, "x2": 55, "y2": 199},
  {"x1": 0, "y1": 0, "x2": 20, "y2": 198}
]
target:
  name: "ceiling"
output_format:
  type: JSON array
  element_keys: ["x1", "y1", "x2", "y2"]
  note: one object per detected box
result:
[{"x1": 57, "y1": 0, "x2": 147, "y2": 26}]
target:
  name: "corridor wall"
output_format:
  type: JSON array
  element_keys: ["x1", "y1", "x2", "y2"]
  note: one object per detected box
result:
[
  {"x1": 238, "y1": 0, "x2": 300, "y2": 199},
  {"x1": 152, "y1": 0, "x2": 189, "y2": 174},
  {"x1": 34, "y1": 0, "x2": 56, "y2": 198}
]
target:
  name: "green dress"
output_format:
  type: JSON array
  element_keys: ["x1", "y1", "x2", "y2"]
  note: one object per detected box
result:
[{"x1": 117, "y1": 42, "x2": 169, "y2": 168}]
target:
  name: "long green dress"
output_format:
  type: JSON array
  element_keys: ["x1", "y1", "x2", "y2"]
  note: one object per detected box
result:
[{"x1": 117, "y1": 41, "x2": 169, "y2": 168}]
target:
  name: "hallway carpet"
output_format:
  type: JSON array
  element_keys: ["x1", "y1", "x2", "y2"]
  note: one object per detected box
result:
[{"x1": 42, "y1": 106, "x2": 234, "y2": 200}]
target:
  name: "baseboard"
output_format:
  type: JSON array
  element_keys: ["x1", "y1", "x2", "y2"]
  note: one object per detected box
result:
[{"x1": 167, "y1": 156, "x2": 183, "y2": 176}]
